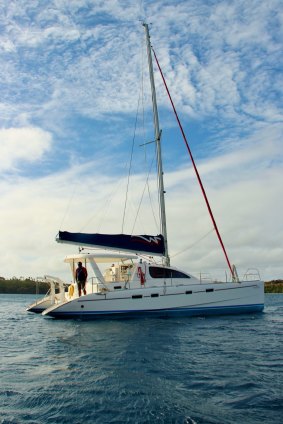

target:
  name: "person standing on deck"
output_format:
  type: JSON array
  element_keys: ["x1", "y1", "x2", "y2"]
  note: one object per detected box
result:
[{"x1": 75, "y1": 261, "x2": 88, "y2": 296}]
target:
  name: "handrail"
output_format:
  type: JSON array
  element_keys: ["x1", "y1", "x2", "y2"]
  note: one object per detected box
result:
[{"x1": 242, "y1": 268, "x2": 261, "y2": 281}]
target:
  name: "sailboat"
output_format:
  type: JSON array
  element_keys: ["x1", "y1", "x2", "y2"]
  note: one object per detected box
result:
[{"x1": 43, "y1": 24, "x2": 264, "y2": 319}]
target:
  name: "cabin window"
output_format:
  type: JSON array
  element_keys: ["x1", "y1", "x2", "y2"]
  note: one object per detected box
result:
[
  {"x1": 149, "y1": 266, "x2": 191, "y2": 279},
  {"x1": 151, "y1": 293, "x2": 159, "y2": 298},
  {"x1": 186, "y1": 290, "x2": 192, "y2": 295},
  {"x1": 114, "y1": 286, "x2": 122, "y2": 290},
  {"x1": 132, "y1": 294, "x2": 143, "y2": 299},
  {"x1": 206, "y1": 288, "x2": 214, "y2": 293}
]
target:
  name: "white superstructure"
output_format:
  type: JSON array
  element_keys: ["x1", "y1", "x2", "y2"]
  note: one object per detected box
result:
[{"x1": 42, "y1": 253, "x2": 264, "y2": 319}]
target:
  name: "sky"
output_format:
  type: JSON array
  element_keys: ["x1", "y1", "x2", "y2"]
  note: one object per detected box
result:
[{"x1": 0, "y1": 0, "x2": 282, "y2": 282}]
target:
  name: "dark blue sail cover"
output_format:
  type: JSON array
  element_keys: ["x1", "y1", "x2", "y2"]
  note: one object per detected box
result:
[{"x1": 57, "y1": 231, "x2": 165, "y2": 256}]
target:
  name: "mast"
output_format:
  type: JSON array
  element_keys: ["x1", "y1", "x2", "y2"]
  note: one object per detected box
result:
[{"x1": 143, "y1": 23, "x2": 170, "y2": 266}]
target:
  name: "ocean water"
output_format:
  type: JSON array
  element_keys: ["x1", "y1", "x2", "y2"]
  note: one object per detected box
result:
[{"x1": 0, "y1": 294, "x2": 282, "y2": 424}]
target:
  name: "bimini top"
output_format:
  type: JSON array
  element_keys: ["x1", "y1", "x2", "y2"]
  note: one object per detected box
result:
[
  {"x1": 57, "y1": 231, "x2": 165, "y2": 256},
  {"x1": 64, "y1": 252, "x2": 138, "y2": 264}
]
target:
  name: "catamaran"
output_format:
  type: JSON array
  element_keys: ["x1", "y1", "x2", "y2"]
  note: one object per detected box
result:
[{"x1": 42, "y1": 24, "x2": 264, "y2": 319}]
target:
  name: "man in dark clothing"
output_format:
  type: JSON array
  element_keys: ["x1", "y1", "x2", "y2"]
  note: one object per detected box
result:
[{"x1": 75, "y1": 261, "x2": 88, "y2": 297}]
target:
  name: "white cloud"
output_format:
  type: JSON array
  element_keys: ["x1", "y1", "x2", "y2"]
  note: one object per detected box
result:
[
  {"x1": 0, "y1": 130, "x2": 282, "y2": 281},
  {"x1": 0, "y1": 127, "x2": 52, "y2": 171},
  {"x1": 0, "y1": 0, "x2": 282, "y2": 282},
  {"x1": 0, "y1": 0, "x2": 281, "y2": 128}
]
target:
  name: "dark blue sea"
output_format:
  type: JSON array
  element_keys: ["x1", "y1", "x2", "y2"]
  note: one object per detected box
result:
[{"x1": 0, "y1": 294, "x2": 282, "y2": 424}]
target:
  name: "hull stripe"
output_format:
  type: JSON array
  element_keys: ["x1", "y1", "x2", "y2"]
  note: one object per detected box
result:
[{"x1": 47, "y1": 303, "x2": 264, "y2": 319}]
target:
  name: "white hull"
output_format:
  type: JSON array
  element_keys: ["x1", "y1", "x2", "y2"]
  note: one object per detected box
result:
[
  {"x1": 43, "y1": 280, "x2": 264, "y2": 319},
  {"x1": 27, "y1": 296, "x2": 54, "y2": 313}
]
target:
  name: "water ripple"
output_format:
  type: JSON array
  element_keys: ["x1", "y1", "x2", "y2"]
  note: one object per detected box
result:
[{"x1": 0, "y1": 294, "x2": 282, "y2": 423}]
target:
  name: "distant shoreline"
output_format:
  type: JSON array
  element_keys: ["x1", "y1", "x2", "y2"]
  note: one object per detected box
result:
[
  {"x1": 264, "y1": 281, "x2": 283, "y2": 293},
  {"x1": 0, "y1": 278, "x2": 49, "y2": 294},
  {"x1": 0, "y1": 278, "x2": 282, "y2": 294}
]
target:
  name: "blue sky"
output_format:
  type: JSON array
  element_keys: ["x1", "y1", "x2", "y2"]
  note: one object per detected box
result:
[{"x1": 0, "y1": 0, "x2": 282, "y2": 280}]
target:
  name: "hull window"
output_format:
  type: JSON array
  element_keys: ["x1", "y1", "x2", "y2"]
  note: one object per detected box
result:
[
  {"x1": 132, "y1": 294, "x2": 143, "y2": 299},
  {"x1": 149, "y1": 266, "x2": 191, "y2": 279}
]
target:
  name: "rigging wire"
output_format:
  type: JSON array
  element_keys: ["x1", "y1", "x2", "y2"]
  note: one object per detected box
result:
[
  {"x1": 121, "y1": 26, "x2": 148, "y2": 234},
  {"x1": 140, "y1": 42, "x2": 159, "y2": 234},
  {"x1": 122, "y1": 30, "x2": 160, "y2": 236},
  {"x1": 130, "y1": 40, "x2": 159, "y2": 235},
  {"x1": 170, "y1": 228, "x2": 215, "y2": 258},
  {"x1": 152, "y1": 46, "x2": 235, "y2": 279},
  {"x1": 146, "y1": 169, "x2": 159, "y2": 232},
  {"x1": 121, "y1": 89, "x2": 141, "y2": 234},
  {"x1": 154, "y1": 137, "x2": 162, "y2": 235},
  {"x1": 131, "y1": 155, "x2": 156, "y2": 234},
  {"x1": 140, "y1": 38, "x2": 160, "y2": 234},
  {"x1": 63, "y1": 25, "x2": 159, "y2": 237},
  {"x1": 79, "y1": 175, "x2": 124, "y2": 233}
]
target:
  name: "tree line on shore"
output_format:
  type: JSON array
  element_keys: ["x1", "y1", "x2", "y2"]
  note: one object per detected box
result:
[
  {"x1": 263, "y1": 280, "x2": 283, "y2": 293},
  {"x1": 0, "y1": 278, "x2": 49, "y2": 294},
  {"x1": 0, "y1": 277, "x2": 282, "y2": 294}
]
